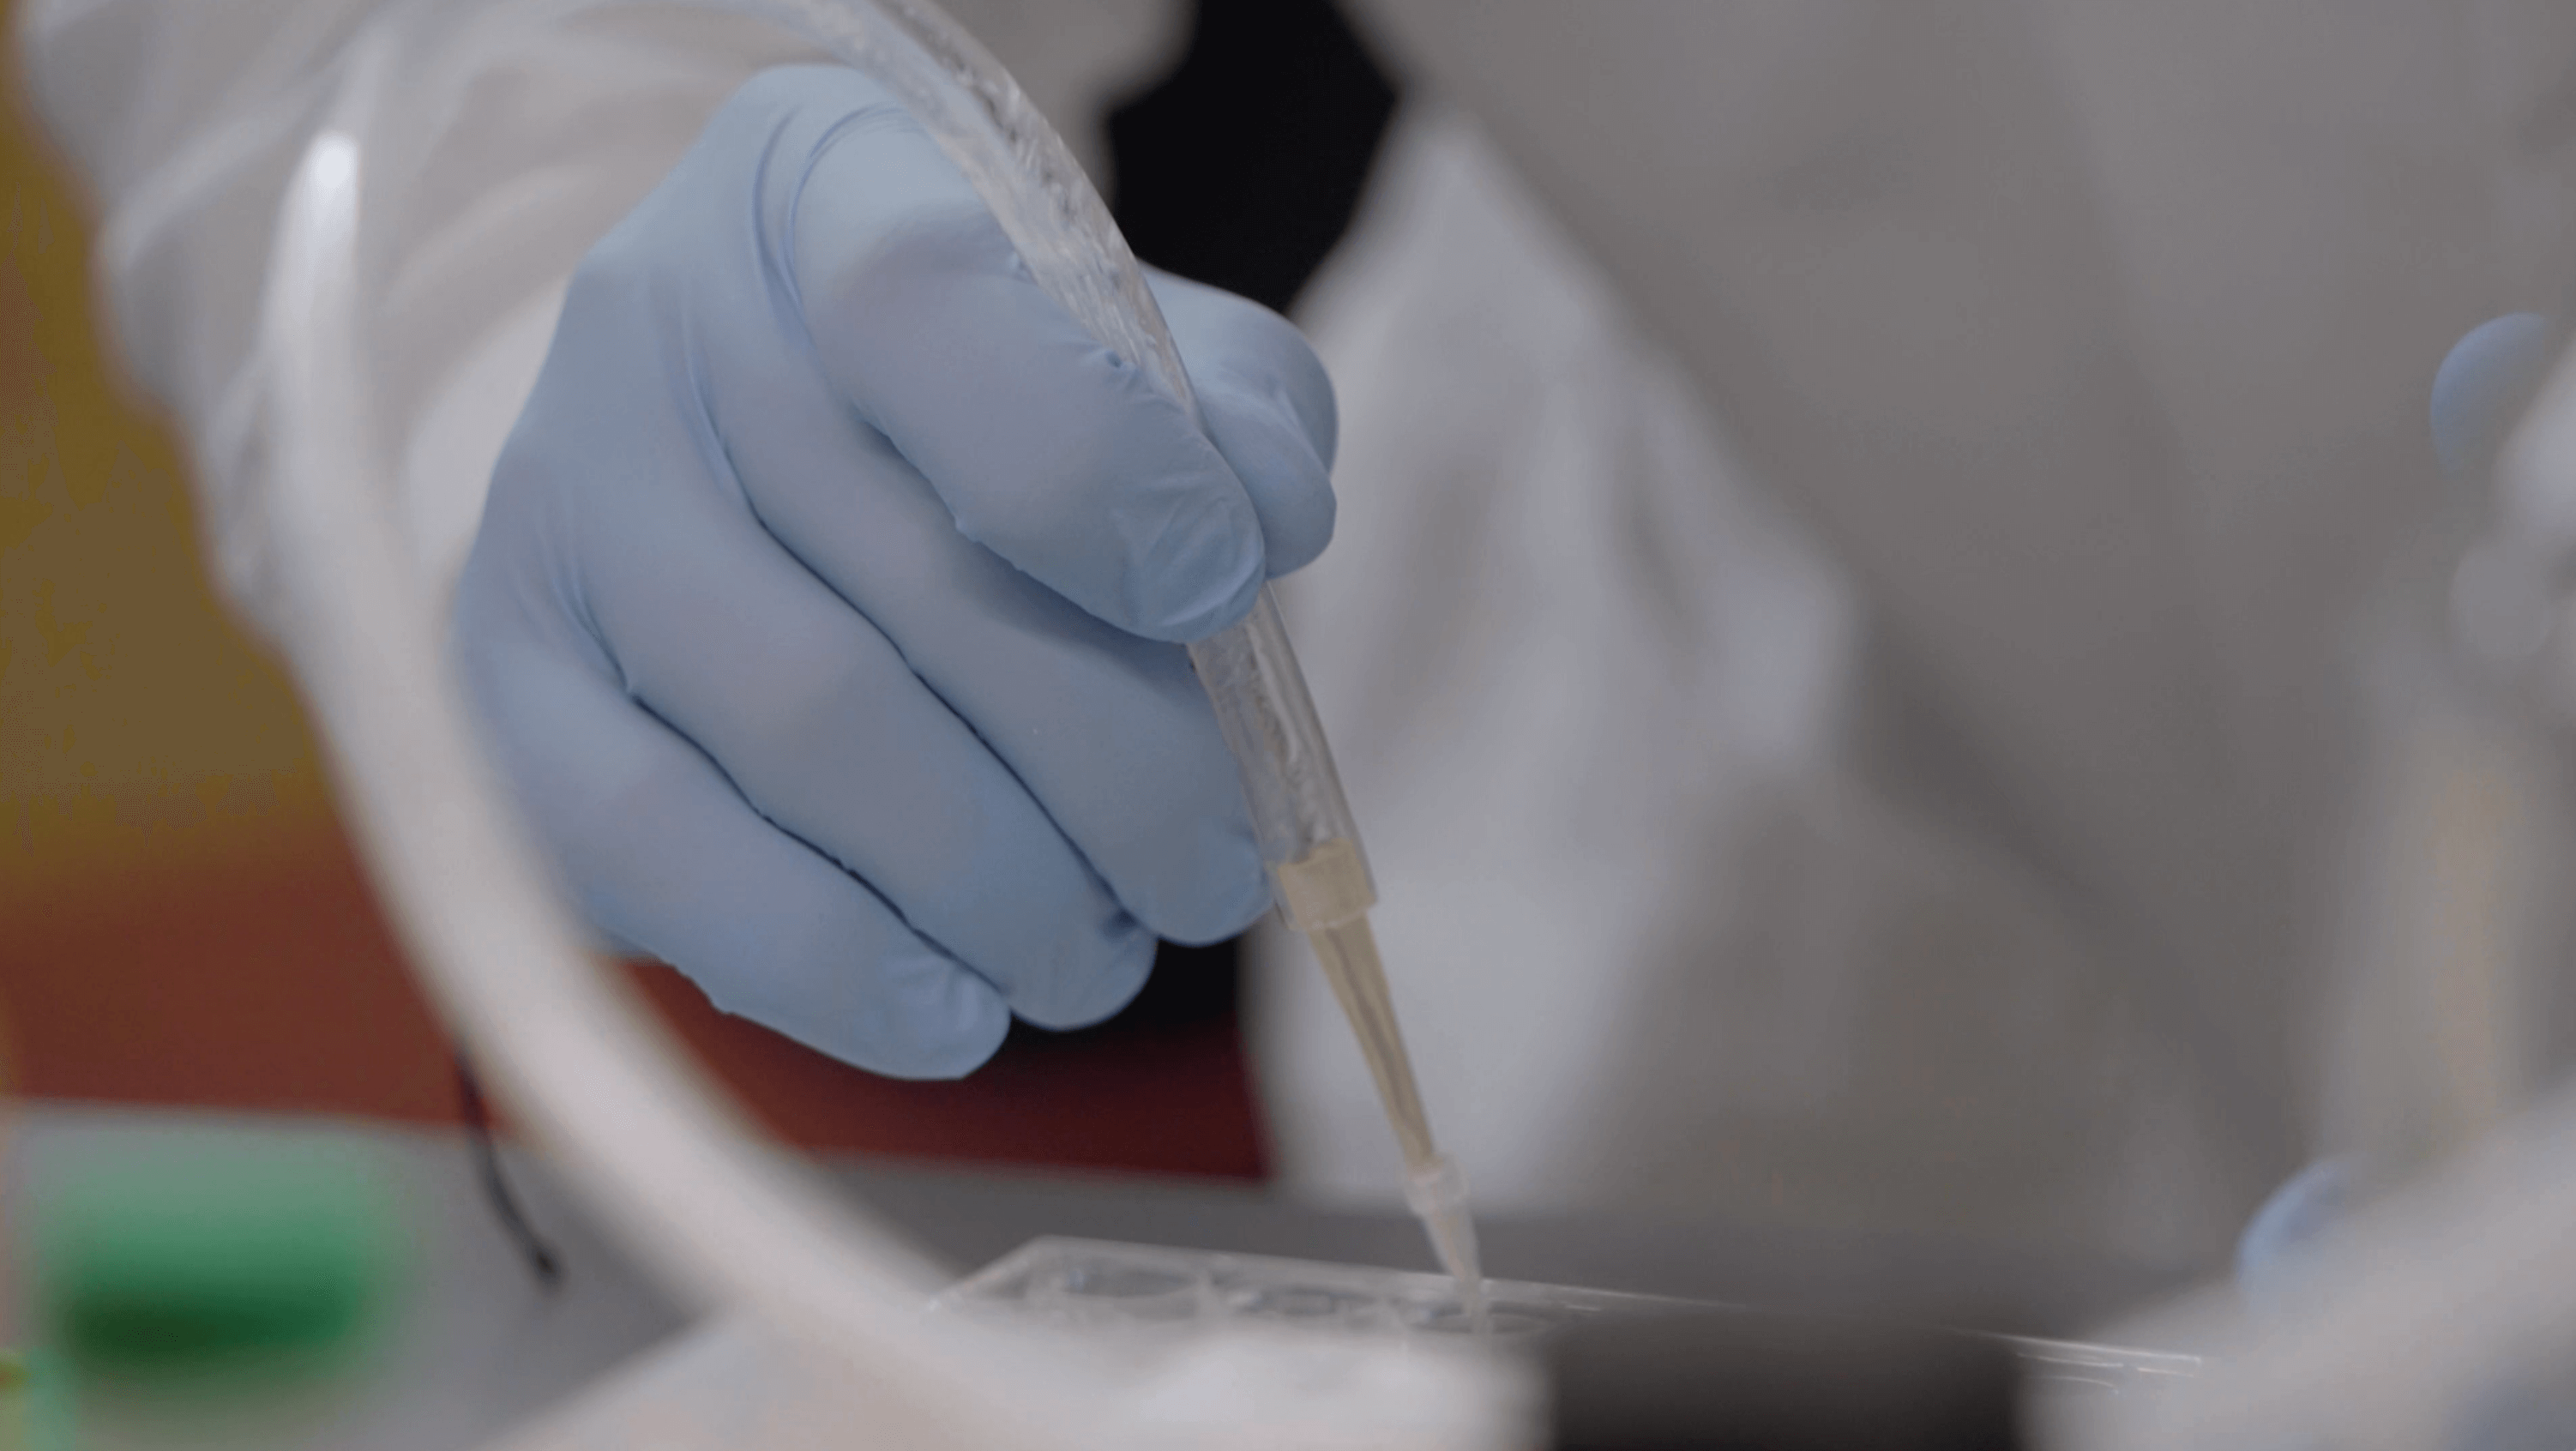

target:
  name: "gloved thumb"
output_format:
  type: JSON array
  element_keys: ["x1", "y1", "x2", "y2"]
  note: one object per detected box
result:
[
  {"x1": 2433, "y1": 314, "x2": 2554, "y2": 484},
  {"x1": 770, "y1": 67, "x2": 1335, "y2": 642},
  {"x1": 1150, "y1": 268, "x2": 1339, "y2": 579}
]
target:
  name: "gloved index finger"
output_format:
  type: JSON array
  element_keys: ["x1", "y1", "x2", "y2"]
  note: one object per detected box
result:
[{"x1": 773, "y1": 69, "x2": 1267, "y2": 643}]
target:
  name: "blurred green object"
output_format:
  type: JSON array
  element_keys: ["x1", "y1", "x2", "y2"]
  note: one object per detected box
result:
[{"x1": 31, "y1": 1142, "x2": 405, "y2": 1392}]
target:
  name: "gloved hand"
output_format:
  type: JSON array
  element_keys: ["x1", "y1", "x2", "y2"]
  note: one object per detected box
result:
[
  {"x1": 451, "y1": 65, "x2": 1337, "y2": 1079},
  {"x1": 2237, "y1": 311, "x2": 2559, "y2": 1306}
]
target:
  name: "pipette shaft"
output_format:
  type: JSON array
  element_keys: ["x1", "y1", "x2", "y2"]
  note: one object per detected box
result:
[
  {"x1": 858, "y1": 0, "x2": 1483, "y2": 1308},
  {"x1": 1262, "y1": 827, "x2": 1484, "y2": 1311}
]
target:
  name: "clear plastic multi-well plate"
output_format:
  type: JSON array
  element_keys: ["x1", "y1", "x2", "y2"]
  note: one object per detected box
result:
[
  {"x1": 941, "y1": 1237, "x2": 1655, "y2": 1344},
  {"x1": 936, "y1": 1236, "x2": 2202, "y2": 1404}
]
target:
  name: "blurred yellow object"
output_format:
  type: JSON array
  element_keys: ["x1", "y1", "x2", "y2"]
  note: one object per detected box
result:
[
  {"x1": 0, "y1": 6, "x2": 334, "y2": 903},
  {"x1": 0, "y1": 1351, "x2": 27, "y2": 1451}
]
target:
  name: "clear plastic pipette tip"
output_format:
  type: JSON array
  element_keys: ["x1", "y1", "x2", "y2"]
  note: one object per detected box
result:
[{"x1": 1404, "y1": 1153, "x2": 1488, "y2": 1329}]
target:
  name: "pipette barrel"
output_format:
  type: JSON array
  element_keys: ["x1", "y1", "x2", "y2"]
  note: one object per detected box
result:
[
  {"x1": 1187, "y1": 595, "x2": 1376, "y2": 904},
  {"x1": 861, "y1": 0, "x2": 1474, "y2": 1304}
]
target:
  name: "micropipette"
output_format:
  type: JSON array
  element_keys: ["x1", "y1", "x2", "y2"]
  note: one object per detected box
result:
[
  {"x1": 1203, "y1": 673, "x2": 1488, "y2": 1316},
  {"x1": 842, "y1": 0, "x2": 1487, "y2": 1312}
]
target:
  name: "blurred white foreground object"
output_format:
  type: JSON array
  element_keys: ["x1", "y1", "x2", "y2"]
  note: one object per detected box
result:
[{"x1": 487, "y1": 1310, "x2": 1523, "y2": 1451}]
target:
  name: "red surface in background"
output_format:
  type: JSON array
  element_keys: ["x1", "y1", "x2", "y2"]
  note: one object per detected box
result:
[{"x1": 2, "y1": 815, "x2": 1268, "y2": 1179}]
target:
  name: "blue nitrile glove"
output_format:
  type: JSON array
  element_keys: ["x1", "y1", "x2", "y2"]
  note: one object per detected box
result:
[
  {"x1": 2238, "y1": 313, "x2": 2561, "y2": 1305},
  {"x1": 451, "y1": 65, "x2": 1337, "y2": 1079},
  {"x1": 2235, "y1": 1156, "x2": 2367, "y2": 1313},
  {"x1": 2431, "y1": 312, "x2": 2552, "y2": 483}
]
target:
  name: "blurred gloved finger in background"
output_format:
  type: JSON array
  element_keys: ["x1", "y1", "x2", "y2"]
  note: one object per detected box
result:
[
  {"x1": 2432, "y1": 312, "x2": 2555, "y2": 484},
  {"x1": 2234, "y1": 1155, "x2": 2368, "y2": 1314},
  {"x1": 2241, "y1": 311, "x2": 2565, "y2": 1301}
]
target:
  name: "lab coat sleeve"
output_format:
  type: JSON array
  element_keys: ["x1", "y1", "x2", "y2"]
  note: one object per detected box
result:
[
  {"x1": 17, "y1": 0, "x2": 383, "y2": 504},
  {"x1": 13, "y1": 0, "x2": 1182, "y2": 632},
  {"x1": 12, "y1": 0, "x2": 831, "y2": 633}
]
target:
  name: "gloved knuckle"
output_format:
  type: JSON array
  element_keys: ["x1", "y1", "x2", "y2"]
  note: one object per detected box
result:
[
  {"x1": 1178, "y1": 281, "x2": 1302, "y2": 359},
  {"x1": 730, "y1": 641, "x2": 869, "y2": 760},
  {"x1": 802, "y1": 196, "x2": 1006, "y2": 322},
  {"x1": 1191, "y1": 307, "x2": 1334, "y2": 439},
  {"x1": 1263, "y1": 322, "x2": 1336, "y2": 423},
  {"x1": 1225, "y1": 292, "x2": 1305, "y2": 353},
  {"x1": 1158, "y1": 889, "x2": 1263, "y2": 948}
]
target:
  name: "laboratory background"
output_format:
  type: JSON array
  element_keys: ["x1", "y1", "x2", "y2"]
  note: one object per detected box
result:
[{"x1": 3, "y1": 0, "x2": 2576, "y2": 1448}]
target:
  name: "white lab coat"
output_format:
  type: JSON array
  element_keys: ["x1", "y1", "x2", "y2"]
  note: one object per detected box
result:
[
  {"x1": 22, "y1": 0, "x2": 2576, "y2": 1273},
  {"x1": 1262, "y1": 0, "x2": 2576, "y2": 1271}
]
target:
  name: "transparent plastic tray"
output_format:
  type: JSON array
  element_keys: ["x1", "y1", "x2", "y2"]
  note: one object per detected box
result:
[{"x1": 936, "y1": 1237, "x2": 2203, "y2": 1402}]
